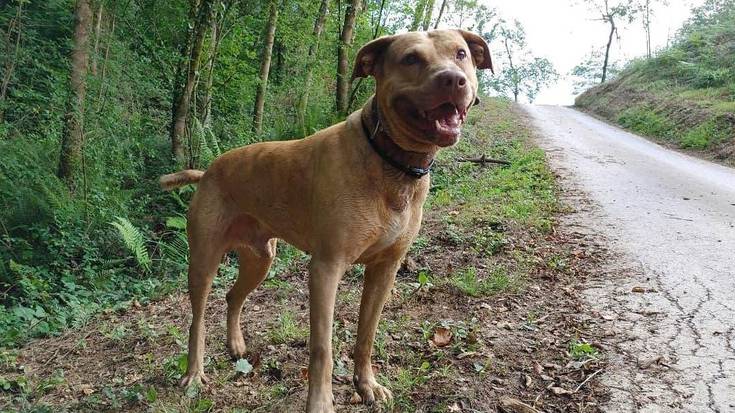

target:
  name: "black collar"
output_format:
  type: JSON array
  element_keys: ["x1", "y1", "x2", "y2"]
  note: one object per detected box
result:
[{"x1": 359, "y1": 100, "x2": 434, "y2": 179}]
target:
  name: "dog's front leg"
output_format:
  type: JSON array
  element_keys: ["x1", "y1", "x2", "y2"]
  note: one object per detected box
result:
[
  {"x1": 353, "y1": 259, "x2": 400, "y2": 405},
  {"x1": 306, "y1": 258, "x2": 347, "y2": 413}
]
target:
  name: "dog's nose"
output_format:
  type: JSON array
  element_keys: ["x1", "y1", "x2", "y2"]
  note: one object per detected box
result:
[{"x1": 435, "y1": 70, "x2": 467, "y2": 92}]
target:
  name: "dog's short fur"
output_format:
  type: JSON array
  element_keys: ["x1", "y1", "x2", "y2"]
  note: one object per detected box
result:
[{"x1": 160, "y1": 30, "x2": 492, "y2": 412}]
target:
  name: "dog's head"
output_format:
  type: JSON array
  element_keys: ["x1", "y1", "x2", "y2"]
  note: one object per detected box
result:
[{"x1": 353, "y1": 30, "x2": 493, "y2": 151}]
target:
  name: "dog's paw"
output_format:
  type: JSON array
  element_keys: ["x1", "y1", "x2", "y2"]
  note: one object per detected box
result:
[
  {"x1": 306, "y1": 391, "x2": 335, "y2": 413},
  {"x1": 227, "y1": 336, "x2": 247, "y2": 359},
  {"x1": 354, "y1": 375, "x2": 393, "y2": 406},
  {"x1": 179, "y1": 370, "x2": 208, "y2": 388}
]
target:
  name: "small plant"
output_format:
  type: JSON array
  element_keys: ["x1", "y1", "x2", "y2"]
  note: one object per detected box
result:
[
  {"x1": 268, "y1": 311, "x2": 307, "y2": 345},
  {"x1": 111, "y1": 217, "x2": 151, "y2": 273},
  {"x1": 569, "y1": 340, "x2": 599, "y2": 360},
  {"x1": 450, "y1": 267, "x2": 512, "y2": 297}
]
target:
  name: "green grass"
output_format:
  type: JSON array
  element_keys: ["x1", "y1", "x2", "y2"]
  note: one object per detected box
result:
[
  {"x1": 617, "y1": 106, "x2": 676, "y2": 140},
  {"x1": 268, "y1": 311, "x2": 307, "y2": 345},
  {"x1": 681, "y1": 120, "x2": 733, "y2": 149},
  {"x1": 429, "y1": 100, "x2": 559, "y2": 233},
  {"x1": 450, "y1": 266, "x2": 515, "y2": 297}
]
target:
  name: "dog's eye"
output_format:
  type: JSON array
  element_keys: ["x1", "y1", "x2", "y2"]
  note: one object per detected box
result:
[
  {"x1": 402, "y1": 53, "x2": 419, "y2": 65},
  {"x1": 456, "y1": 49, "x2": 467, "y2": 60}
]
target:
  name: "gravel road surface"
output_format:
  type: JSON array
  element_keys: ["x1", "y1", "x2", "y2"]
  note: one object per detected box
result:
[{"x1": 525, "y1": 105, "x2": 735, "y2": 413}]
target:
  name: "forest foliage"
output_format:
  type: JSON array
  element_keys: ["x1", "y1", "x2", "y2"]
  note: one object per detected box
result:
[
  {"x1": 0, "y1": 0, "x2": 554, "y2": 348},
  {"x1": 576, "y1": 0, "x2": 735, "y2": 157}
]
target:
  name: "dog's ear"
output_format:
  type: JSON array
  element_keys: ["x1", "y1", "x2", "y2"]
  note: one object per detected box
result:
[
  {"x1": 457, "y1": 30, "x2": 493, "y2": 74},
  {"x1": 352, "y1": 35, "x2": 396, "y2": 80}
]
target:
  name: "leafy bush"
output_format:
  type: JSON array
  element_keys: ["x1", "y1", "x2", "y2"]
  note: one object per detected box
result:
[
  {"x1": 681, "y1": 120, "x2": 733, "y2": 149},
  {"x1": 618, "y1": 106, "x2": 676, "y2": 139}
]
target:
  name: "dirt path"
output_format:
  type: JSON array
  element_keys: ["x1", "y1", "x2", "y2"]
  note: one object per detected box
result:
[{"x1": 525, "y1": 105, "x2": 735, "y2": 412}]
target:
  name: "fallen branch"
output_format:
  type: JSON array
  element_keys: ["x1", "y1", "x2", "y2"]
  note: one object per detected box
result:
[
  {"x1": 574, "y1": 368, "x2": 604, "y2": 393},
  {"x1": 456, "y1": 154, "x2": 511, "y2": 166}
]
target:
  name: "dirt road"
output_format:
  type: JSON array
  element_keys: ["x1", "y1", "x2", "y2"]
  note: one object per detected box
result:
[{"x1": 525, "y1": 105, "x2": 735, "y2": 412}]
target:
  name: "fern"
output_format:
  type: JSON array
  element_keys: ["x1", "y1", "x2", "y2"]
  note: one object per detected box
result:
[
  {"x1": 111, "y1": 217, "x2": 151, "y2": 273},
  {"x1": 160, "y1": 232, "x2": 189, "y2": 266}
]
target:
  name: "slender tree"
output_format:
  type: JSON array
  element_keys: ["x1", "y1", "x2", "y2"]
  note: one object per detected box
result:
[
  {"x1": 58, "y1": 0, "x2": 92, "y2": 191},
  {"x1": 638, "y1": 0, "x2": 667, "y2": 58},
  {"x1": 488, "y1": 20, "x2": 558, "y2": 102},
  {"x1": 0, "y1": 0, "x2": 23, "y2": 124},
  {"x1": 336, "y1": 0, "x2": 361, "y2": 115},
  {"x1": 297, "y1": 0, "x2": 329, "y2": 136},
  {"x1": 170, "y1": 0, "x2": 215, "y2": 164},
  {"x1": 91, "y1": 2, "x2": 103, "y2": 76},
  {"x1": 252, "y1": 0, "x2": 279, "y2": 134},
  {"x1": 410, "y1": 0, "x2": 428, "y2": 31},
  {"x1": 421, "y1": 0, "x2": 436, "y2": 30},
  {"x1": 583, "y1": 0, "x2": 636, "y2": 83},
  {"x1": 433, "y1": 0, "x2": 448, "y2": 29}
]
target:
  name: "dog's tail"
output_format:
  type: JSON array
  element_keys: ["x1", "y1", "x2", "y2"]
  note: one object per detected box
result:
[{"x1": 159, "y1": 169, "x2": 205, "y2": 191}]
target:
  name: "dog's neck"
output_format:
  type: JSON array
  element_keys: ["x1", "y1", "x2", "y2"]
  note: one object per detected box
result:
[{"x1": 360, "y1": 97, "x2": 436, "y2": 179}]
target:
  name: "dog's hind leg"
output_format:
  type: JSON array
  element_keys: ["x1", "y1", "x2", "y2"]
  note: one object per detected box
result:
[
  {"x1": 226, "y1": 239, "x2": 277, "y2": 359},
  {"x1": 180, "y1": 232, "x2": 225, "y2": 388}
]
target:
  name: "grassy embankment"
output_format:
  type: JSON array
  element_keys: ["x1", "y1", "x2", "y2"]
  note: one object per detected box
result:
[
  {"x1": 576, "y1": 3, "x2": 735, "y2": 165},
  {"x1": 0, "y1": 99, "x2": 607, "y2": 412}
]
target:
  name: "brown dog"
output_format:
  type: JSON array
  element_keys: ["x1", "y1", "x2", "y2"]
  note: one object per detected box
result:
[{"x1": 160, "y1": 29, "x2": 492, "y2": 412}]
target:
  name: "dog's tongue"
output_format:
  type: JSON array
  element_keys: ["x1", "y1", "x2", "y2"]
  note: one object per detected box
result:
[{"x1": 427, "y1": 103, "x2": 461, "y2": 127}]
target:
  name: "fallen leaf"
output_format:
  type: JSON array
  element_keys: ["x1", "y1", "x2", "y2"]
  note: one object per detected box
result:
[
  {"x1": 349, "y1": 392, "x2": 362, "y2": 404},
  {"x1": 80, "y1": 384, "x2": 94, "y2": 396},
  {"x1": 300, "y1": 367, "x2": 309, "y2": 381},
  {"x1": 234, "y1": 358, "x2": 253, "y2": 375},
  {"x1": 431, "y1": 327, "x2": 452, "y2": 347},
  {"x1": 497, "y1": 321, "x2": 514, "y2": 330},
  {"x1": 524, "y1": 374, "x2": 533, "y2": 388},
  {"x1": 457, "y1": 351, "x2": 478, "y2": 360},
  {"x1": 639, "y1": 355, "x2": 663, "y2": 369},
  {"x1": 499, "y1": 396, "x2": 540, "y2": 413},
  {"x1": 447, "y1": 402, "x2": 462, "y2": 412},
  {"x1": 631, "y1": 286, "x2": 646, "y2": 293},
  {"x1": 533, "y1": 362, "x2": 544, "y2": 375},
  {"x1": 550, "y1": 386, "x2": 573, "y2": 395},
  {"x1": 540, "y1": 374, "x2": 554, "y2": 381}
]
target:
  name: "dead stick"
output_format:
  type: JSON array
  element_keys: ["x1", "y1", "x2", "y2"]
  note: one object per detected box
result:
[
  {"x1": 574, "y1": 368, "x2": 604, "y2": 393},
  {"x1": 456, "y1": 154, "x2": 510, "y2": 165}
]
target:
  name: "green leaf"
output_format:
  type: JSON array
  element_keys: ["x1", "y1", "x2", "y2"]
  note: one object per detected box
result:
[
  {"x1": 165, "y1": 216, "x2": 187, "y2": 230},
  {"x1": 234, "y1": 358, "x2": 253, "y2": 375},
  {"x1": 145, "y1": 386, "x2": 158, "y2": 402},
  {"x1": 418, "y1": 271, "x2": 429, "y2": 286}
]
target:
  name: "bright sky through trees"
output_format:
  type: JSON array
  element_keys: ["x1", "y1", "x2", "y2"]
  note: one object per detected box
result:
[{"x1": 484, "y1": 0, "x2": 705, "y2": 104}]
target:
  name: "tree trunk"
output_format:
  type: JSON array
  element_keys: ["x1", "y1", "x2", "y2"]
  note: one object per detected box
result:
[
  {"x1": 0, "y1": 0, "x2": 23, "y2": 124},
  {"x1": 297, "y1": 0, "x2": 329, "y2": 136},
  {"x1": 252, "y1": 0, "x2": 279, "y2": 134},
  {"x1": 91, "y1": 2, "x2": 103, "y2": 76},
  {"x1": 98, "y1": 14, "x2": 114, "y2": 103},
  {"x1": 346, "y1": 0, "x2": 386, "y2": 112},
  {"x1": 58, "y1": 0, "x2": 92, "y2": 191},
  {"x1": 601, "y1": 16, "x2": 615, "y2": 83},
  {"x1": 421, "y1": 0, "x2": 435, "y2": 31},
  {"x1": 410, "y1": 0, "x2": 427, "y2": 31},
  {"x1": 336, "y1": 0, "x2": 361, "y2": 115},
  {"x1": 433, "y1": 0, "x2": 447, "y2": 29},
  {"x1": 170, "y1": 0, "x2": 215, "y2": 164},
  {"x1": 503, "y1": 37, "x2": 518, "y2": 103},
  {"x1": 202, "y1": 11, "x2": 220, "y2": 128},
  {"x1": 644, "y1": 0, "x2": 651, "y2": 58}
]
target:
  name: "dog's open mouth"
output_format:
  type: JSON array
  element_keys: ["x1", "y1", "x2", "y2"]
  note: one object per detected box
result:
[
  {"x1": 394, "y1": 97, "x2": 469, "y2": 147},
  {"x1": 419, "y1": 102, "x2": 467, "y2": 146}
]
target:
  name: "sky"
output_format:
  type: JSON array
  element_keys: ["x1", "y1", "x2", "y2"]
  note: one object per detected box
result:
[{"x1": 484, "y1": 0, "x2": 706, "y2": 104}]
